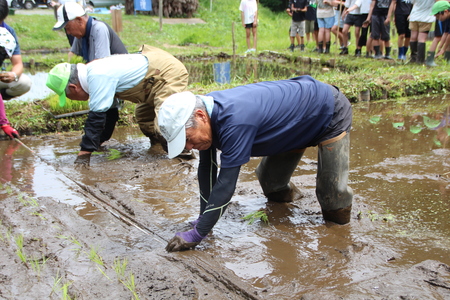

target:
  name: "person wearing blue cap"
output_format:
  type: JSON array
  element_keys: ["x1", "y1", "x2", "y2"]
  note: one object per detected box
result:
[{"x1": 158, "y1": 76, "x2": 353, "y2": 252}]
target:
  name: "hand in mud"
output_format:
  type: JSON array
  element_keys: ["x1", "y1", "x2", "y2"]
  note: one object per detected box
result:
[
  {"x1": 165, "y1": 228, "x2": 205, "y2": 252},
  {"x1": 74, "y1": 152, "x2": 91, "y2": 168}
]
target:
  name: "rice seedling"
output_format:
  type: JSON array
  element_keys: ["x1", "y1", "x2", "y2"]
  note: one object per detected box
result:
[
  {"x1": 14, "y1": 233, "x2": 28, "y2": 265},
  {"x1": 30, "y1": 211, "x2": 47, "y2": 220},
  {"x1": 87, "y1": 246, "x2": 104, "y2": 267},
  {"x1": 30, "y1": 254, "x2": 49, "y2": 278},
  {"x1": 57, "y1": 235, "x2": 82, "y2": 255},
  {"x1": 113, "y1": 257, "x2": 139, "y2": 300},
  {"x1": 51, "y1": 271, "x2": 73, "y2": 300},
  {"x1": 242, "y1": 210, "x2": 269, "y2": 225},
  {"x1": 106, "y1": 149, "x2": 122, "y2": 160}
]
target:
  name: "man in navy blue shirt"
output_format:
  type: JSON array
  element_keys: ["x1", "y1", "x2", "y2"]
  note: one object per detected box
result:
[{"x1": 158, "y1": 76, "x2": 353, "y2": 252}]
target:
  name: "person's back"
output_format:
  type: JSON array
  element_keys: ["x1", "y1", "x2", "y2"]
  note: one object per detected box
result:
[{"x1": 70, "y1": 18, "x2": 128, "y2": 62}]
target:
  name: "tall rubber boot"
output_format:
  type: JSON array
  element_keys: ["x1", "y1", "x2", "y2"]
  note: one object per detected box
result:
[
  {"x1": 397, "y1": 47, "x2": 403, "y2": 59},
  {"x1": 417, "y1": 42, "x2": 426, "y2": 64},
  {"x1": 325, "y1": 42, "x2": 331, "y2": 54},
  {"x1": 426, "y1": 51, "x2": 437, "y2": 67},
  {"x1": 373, "y1": 45, "x2": 382, "y2": 59},
  {"x1": 409, "y1": 41, "x2": 417, "y2": 63},
  {"x1": 445, "y1": 51, "x2": 450, "y2": 63},
  {"x1": 384, "y1": 46, "x2": 393, "y2": 59},
  {"x1": 256, "y1": 151, "x2": 304, "y2": 202},
  {"x1": 403, "y1": 46, "x2": 409, "y2": 57},
  {"x1": 318, "y1": 41, "x2": 324, "y2": 54},
  {"x1": 316, "y1": 133, "x2": 353, "y2": 224}
]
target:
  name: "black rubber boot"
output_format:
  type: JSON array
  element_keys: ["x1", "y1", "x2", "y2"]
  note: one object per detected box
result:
[
  {"x1": 318, "y1": 42, "x2": 324, "y2": 54},
  {"x1": 445, "y1": 51, "x2": 450, "y2": 62},
  {"x1": 325, "y1": 42, "x2": 331, "y2": 54},
  {"x1": 316, "y1": 133, "x2": 353, "y2": 224},
  {"x1": 426, "y1": 51, "x2": 437, "y2": 67},
  {"x1": 409, "y1": 41, "x2": 418, "y2": 63},
  {"x1": 373, "y1": 45, "x2": 382, "y2": 59},
  {"x1": 384, "y1": 46, "x2": 393, "y2": 59},
  {"x1": 256, "y1": 151, "x2": 304, "y2": 203},
  {"x1": 417, "y1": 42, "x2": 426, "y2": 64}
]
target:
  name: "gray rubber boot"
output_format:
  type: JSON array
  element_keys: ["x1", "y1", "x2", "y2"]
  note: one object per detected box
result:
[
  {"x1": 417, "y1": 42, "x2": 426, "y2": 64},
  {"x1": 256, "y1": 151, "x2": 304, "y2": 202},
  {"x1": 426, "y1": 51, "x2": 437, "y2": 67},
  {"x1": 316, "y1": 133, "x2": 353, "y2": 224}
]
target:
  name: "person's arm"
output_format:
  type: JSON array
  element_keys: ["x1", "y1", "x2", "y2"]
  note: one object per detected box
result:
[
  {"x1": 437, "y1": 32, "x2": 450, "y2": 56},
  {"x1": 0, "y1": 55, "x2": 23, "y2": 84},
  {"x1": 241, "y1": 11, "x2": 245, "y2": 27},
  {"x1": 253, "y1": 7, "x2": 258, "y2": 26},
  {"x1": 165, "y1": 164, "x2": 241, "y2": 252},
  {"x1": 385, "y1": 0, "x2": 395, "y2": 25},
  {"x1": 0, "y1": 97, "x2": 19, "y2": 139},
  {"x1": 365, "y1": 0, "x2": 376, "y2": 23}
]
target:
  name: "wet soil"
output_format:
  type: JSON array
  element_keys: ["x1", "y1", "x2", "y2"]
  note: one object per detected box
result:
[{"x1": 0, "y1": 97, "x2": 449, "y2": 299}]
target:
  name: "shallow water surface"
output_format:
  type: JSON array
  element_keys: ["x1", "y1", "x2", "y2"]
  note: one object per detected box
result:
[{"x1": 0, "y1": 95, "x2": 449, "y2": 298}]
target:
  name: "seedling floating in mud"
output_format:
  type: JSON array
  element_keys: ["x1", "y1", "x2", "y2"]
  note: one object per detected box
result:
[
  {"x1": 242, "y1": 210, "x2": 269, "y2": 225},
  {"x1": 92, "y1": 149, "x2": 123, "y2": 161}
]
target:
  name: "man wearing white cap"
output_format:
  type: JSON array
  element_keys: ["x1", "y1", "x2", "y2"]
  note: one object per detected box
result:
[
  {"x1": 0, "y1": 0, "x2": 31, "y2": 101},
  {"x1": 53, "y1": 2, "x2": 127, "y2": 63},
  {"x1": 158, "y1": 76, "x2": 353, "y2": 252}
]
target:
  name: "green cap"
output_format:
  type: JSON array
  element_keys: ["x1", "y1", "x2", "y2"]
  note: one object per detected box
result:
[
  {"x1": 46, "y1": 63, "x2": 71, "y2": 107},
  {"x1": 431, "y1": 1, "x2": 450, "y2": 15}
]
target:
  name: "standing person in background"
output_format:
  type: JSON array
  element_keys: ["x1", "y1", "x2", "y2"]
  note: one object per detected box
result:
[
  {"x1": 317, "y1": 0, "x2": 336, "y2": 53},
  {"x1": 0, "y1": 0, "x2": 31, "y2": 101},
  {"x1": 52, "y1": 2, "x2": 128, "y2": 63},
  {"x1": 391, "y1": 0, "x2": 412, "y2": 60},
  {"x1": 239, "y1": 0, "x2": 258, "y2": 54},
  {"x1": 305, "y1": 1, "x2": 319, "y2": 51},
  {"x1": 408, "y1": 0, "x2": 435, "y2": 64},
  {"x1": 289, "y1": 0, "x2": 308, "y2": 52},
  {"x1": 355, "y1": 0, "x2": 372, "y2": 56},
  {"x1": 366, "y1": 0, "x2": 393, "y2": 59},
  {"x1": 341, "y1": 0, "x2": 365, "y2": 56},
  {"x1": 331, "y1": 0, "x2": 346, "y2": 52}
]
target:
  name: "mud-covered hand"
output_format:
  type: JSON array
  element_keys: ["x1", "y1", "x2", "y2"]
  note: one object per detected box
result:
[
  {"x1": 165, "y1": 228, "x2": 206, "y2": 252},
  {"x1": 1, "y1": 124, "x2": 19, "y2": 139},
  {"x1": 74, "y1": 152, "x2": 91, "y2": 168}
]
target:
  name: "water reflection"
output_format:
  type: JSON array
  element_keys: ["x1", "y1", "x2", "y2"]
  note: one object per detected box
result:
[
  {"x1": 0, "y1": 95, "x2": 449, "y2": 298},
  {"x1": 17, "y1": 59, "x2": 328, "y2": 101},
  {"x1": 14, "y1": 71, "x2": 53, "y2": 102}
]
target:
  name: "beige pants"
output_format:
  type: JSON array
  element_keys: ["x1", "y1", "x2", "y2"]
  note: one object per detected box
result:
[{"x1": 115, "y1": 45, "x2": 189, "y2": 137}]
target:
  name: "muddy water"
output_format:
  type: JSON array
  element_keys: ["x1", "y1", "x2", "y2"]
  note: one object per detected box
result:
[{"x1": 1, "y1": 95, "x2": 449, "y2": 298}]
